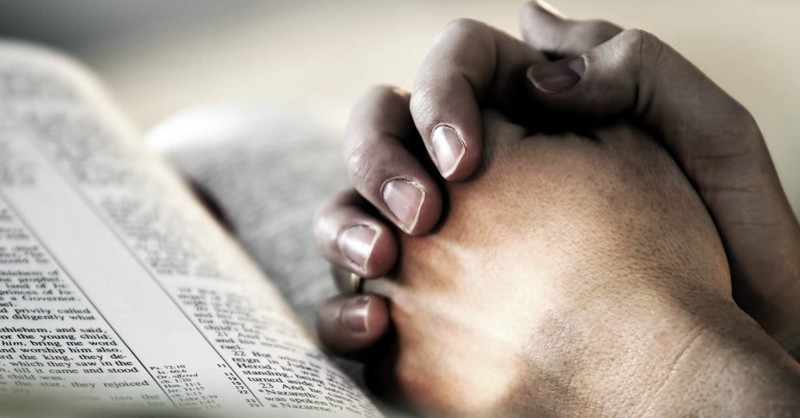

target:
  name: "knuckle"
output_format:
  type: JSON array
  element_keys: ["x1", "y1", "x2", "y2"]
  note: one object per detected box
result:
[
  {"x1": 311, "y1": 206, "x2": 326, "y2": 233},
  {"x1": 313, "y1": 193, "x2": 338, "y2": 221},
  {"x1": 351, "y1": 86, "x2": 388, "y2": 117},
  {"x1": 730, "y1": 103, "x2": 761, "y2": 139},
  {"x1": 366, "y1": 84, "x2": 396, "y2": 95},
  {"x1": 351, "y1": 85, "x2": 405, "y2": 119},
  {"x1": 637, "y1": 29, "x2": 665, "y2": 63},
  {"x1": 610, "y1": 29, "x2": 666, "y2": 83},
  {"x1": 584, "y1": 19, "x2": 623, "y2": 42},
  {"x1": 615, "y1": 28, "x2": 645, "y2": 58},
  {"x1": 311, "y1": 203, "x2": 334, "y2": 238},
  {"x1": 433, "y1": 18, "x2": 492, "y2": 52},
  {"x1": 312, "y1": 192, "x2": 352, "y2": 253},
  {"x1": 408, "y1": 89, "x2": 437, "y2": 129},
  {"x1": 311, "y1": 211, "x2": 337, "y2": 254},
  {"x1": 440, "y1": 18, "x2": 486, "y2": 37},
  {"x1": 346, "y1": 140, "x2": 378, "y2": 186},
  {"x1": 617, "y1": 28, "x2": 664, "y2": 65},
  {"x1": 365, "y1": 84, "x2": 405, "y2": 102}
]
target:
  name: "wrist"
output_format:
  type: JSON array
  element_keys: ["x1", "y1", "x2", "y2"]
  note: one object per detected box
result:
[
  {"x1": 517, "y1": 291, "x2": 800, "y2": 417},
  {"x1": 639, "y1": 301, "x2": 800, "y2": 416}
]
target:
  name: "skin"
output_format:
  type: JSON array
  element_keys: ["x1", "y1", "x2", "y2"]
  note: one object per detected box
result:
[
  {"x1": 314, "y1": 2, "x2": 800, "y2": 360},
  {"x1": 330, "y1": 108, "x2": 800, "y2": 417}
]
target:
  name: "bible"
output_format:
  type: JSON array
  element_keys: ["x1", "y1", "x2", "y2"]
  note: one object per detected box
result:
[{"x1": 0, "y1": 40, "x2": 382, "y2": 417}]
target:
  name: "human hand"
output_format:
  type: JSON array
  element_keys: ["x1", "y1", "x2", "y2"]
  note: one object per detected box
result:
[
  {"x1": 323, "y1": 107, "x2": 800, "y2": 416},
  {"x1": 313, "y1": 11, "x2": 553, "y2": 358},
  {"x1": 314, "y1": 2, "x2": 800, "y2": 355},
  {"x1": 312, "y1": 21, "x2": 549, "y2": 355}
]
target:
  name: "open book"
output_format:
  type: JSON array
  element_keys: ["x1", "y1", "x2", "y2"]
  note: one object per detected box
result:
[{"x1": 0, "y1": 40, "x2": 382, "y2": 417}]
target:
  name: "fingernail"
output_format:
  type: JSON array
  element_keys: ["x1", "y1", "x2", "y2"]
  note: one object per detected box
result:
[
  {"x1": 341, "y1": 296, "x2": 371, "y2": 333},
  {"x1": 527, "y1": 56, "x2": 586, "y2": 93},
  {"x1": 535, "y1": 0, "x2": 566, "y2": 19},
  {"x1": 431, "y1": 124, "x2": 466, "y2": 178},
  {"x1": 338, "y1": 225, "x2": 380, "y2": 272},
  {"x1": 381, "y1": 177, "x2": 426, "y2": 233}
]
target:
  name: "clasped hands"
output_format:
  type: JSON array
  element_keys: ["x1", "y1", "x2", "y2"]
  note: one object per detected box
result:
[{"x1": 314, "y1": 2, "x2": 800, "y2": 416}]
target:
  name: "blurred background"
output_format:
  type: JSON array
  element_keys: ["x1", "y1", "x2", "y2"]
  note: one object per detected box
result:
[{"x1": 1, "y1": 0, "x2": 799, "y2": 211}]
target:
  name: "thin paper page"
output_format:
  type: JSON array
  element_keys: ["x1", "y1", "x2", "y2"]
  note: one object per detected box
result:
[{"x1": 0, "y1": 41, "x2": 380, "y2": 417}]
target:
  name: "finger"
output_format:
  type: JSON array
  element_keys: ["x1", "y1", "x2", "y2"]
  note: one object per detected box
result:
[
  {"x1": 314, "y1": 189, "x2": 398, "y2": 279},
  {"x1": 520, "y1": 1, "x2": 622, "y2": 58},
  {"x1": 316, "y1": 294, "x2": 390, "y2": 358},
  {"x1": 410, "y1": 18, "x2": 548, "y2": 181},
  {"x1": 525, "y1": 28, "x2": 800, "y2": 344},
  {"x1": 524, "y1": 28, "x2": 769, "y2": 185},
  {"x1": 345, "y1": 85, "x2": 443, "y2": 235}
]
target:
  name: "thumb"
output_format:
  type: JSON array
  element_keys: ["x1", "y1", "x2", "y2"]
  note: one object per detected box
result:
[
  {"x1": 525, "y1": 28, "x2": 800, "y2": 346},
  {"x1": 524, "y1": 27, "x2": 772, "y2": 199},
  {"x1": 525, "y1": 28, "x2": 754, "y2": 163}
]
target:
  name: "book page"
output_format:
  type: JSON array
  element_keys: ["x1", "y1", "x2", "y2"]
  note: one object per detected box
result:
[
  {"x1": 147, "y1": 105, "x2": 420, "y2": 418},
  {"x1": 146, "y1": 103, "x2": 350, "y2": 334},
  {"x1": 0, "y1": 41, "x2": 380, "y2": 417}
]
